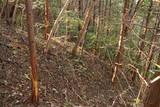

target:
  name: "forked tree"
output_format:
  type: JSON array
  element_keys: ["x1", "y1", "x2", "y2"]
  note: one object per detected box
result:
[{"x1": 25, "y1": 0, "x2": 39, "y2": 105}]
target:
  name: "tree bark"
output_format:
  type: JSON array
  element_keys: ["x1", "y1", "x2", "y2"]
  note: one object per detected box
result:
[
  {"x1": 144, "y1": 54, "x2": 160, "y2": 107},
  {"x1": 25, "y1": 0, "x2": 39, "y2": 105}
]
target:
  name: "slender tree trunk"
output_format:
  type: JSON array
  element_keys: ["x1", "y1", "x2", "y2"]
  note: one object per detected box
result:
[
  {"x1": 143, "y1": 12, "x2": 160, "y2": 78},
  {"x1": 138, "y1": 9, "x2": 160, "y2": 100},
  {"x1": 104, "y1": 0, "x2": 110, "y2": 36},
  {"x1": 66, "y1": 2, "x2": 71, "y2": 40},
  {"x1": 0, "y1": 0, "x2": 8, "y2": 19},
  {"x1": 72, "y1": 0, "x2": 96, "y2": 55},
  {"x1": 131, "y1": 0, "x2": 153, "y2": 80},
  {"x1": 112, "y1": 0, "x2": 142, "y2": 82},
  {"x1": 5, "y1": 0, "x2": 9, "y2": 22},
  {"x1": 101, "y1": 0, "x2": 105, "y2": 32},
  {"x1": 92, "y1": 3, "x2": 96, "y2": 26},
  {"x1": 112, "y1": 0, "x2": 129, "y2": 82},
  {"x1": 44, "y1": 0, "x2": 50, "y2": 39},
  {"x1": 78, "y1": 0, "x2": 83, "y2": 31},
  {"x1": 11, "y1": 0, "x2": 19, "y2": 25},
  {"x1": 25, "y1": 0, "x2": 39, "y2": 105},
  {"x1": 94, "y1": 17, "x2": 100, "y2": 54},
  {"x1": 108, "y1": 0, "x2": 111, "y2": 17},
  {"x1": 94, "y1": 0, "x2": 101, "y2": 54}
]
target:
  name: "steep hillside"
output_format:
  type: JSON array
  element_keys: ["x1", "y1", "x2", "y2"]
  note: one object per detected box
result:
[{"x1": 0, "y1": 23, "x2": 139, "y2": 107}]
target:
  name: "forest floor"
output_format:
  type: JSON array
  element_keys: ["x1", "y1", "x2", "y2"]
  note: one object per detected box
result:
[{"x1": 0, "y1": 23, "x2": 140, "y2": 107}]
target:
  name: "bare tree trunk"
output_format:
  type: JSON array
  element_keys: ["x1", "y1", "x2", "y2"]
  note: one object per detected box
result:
[
  {"x1": 112, "y1": 0, "x2": 143, "y2": 82},
  {"x1": 101, "y1": 0, "x2": 105, "y2": 32},
  {"x1": 94, "y1": 17, "x2": 100, "y2": 54},
  {"x1": 143, "y1": 12, "x2": 160, "y2": 78},
  {"x1": 66, "y1": 2, "x2": 71, "y2": 40},
  {"x1": 0, "y1": 0, "x2": 8, "y2": 19},
  {"x1": 11, "y1": 0, "x2": 19, "y2": 25},
  {"x1": 78, "y1": 0, "x2": 83, "y2": 31},
  {"x1": 104, "y1": 0, "x2": 110, "y2": 36},
  {"x1": 112, "y1": 0, "x2": 129, "y2": 82},
  {"x1": 108, "y1": 0, "x2": 111, "y2": 17},
  {"x1": 92, "y1": 3, "x2": 96, "y2": 26},
  {"x1": 72, "y1": 0, "x2": 96, "y2": 55},
  {"x1": 94, "y1": 0, "x2": 101, "y2": 54},
  {"x1": 44, "y1": 0, "x2": 50, "y2": 39},
  {"x1": 138, "y1": 9, "x2": 160, "y2": 100},
  {"x1": 131, "y1": 0, "x2": 153, "y2": 81},
  {"x1": 25, "y1": 0, "x2": 39, "y2": 105}
]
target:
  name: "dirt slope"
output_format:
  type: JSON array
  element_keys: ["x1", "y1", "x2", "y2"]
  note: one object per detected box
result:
[{"x1": 0, "y1": 23, "x2": 138, "y2": 107}]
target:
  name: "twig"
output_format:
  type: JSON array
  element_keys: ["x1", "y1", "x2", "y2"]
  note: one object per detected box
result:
[{"x1": 71, "y1": 87, "x2": 87, "y2": 104}]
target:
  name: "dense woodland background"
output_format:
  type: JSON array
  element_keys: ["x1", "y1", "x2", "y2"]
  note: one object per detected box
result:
[{"x1": 0, "y1": 0, "x2": 160, "y2": 107}]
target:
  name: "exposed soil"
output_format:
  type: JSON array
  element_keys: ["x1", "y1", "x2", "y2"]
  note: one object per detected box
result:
[{"x1": 0, "y1": 23, "x2": 139, "y2": 107}]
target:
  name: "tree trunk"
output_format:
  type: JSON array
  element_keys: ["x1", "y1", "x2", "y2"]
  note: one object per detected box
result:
[
  {"x1": 11, "y1": 0, "x2": 19, "y2": 25},
  {"x1": 66, "y1": 2, "x2": 71, "y2": 40},
  {"x1": 94, "y1": 0, "x2": 101, "y2": 54},
  {"x1": 112, "y1": 0, "x2": 142, "y2": 82},
  {"x1": 112, "y1": 0, "x2": 129, "y2": 82},
  {"x1": 44, "y1": 0, "x2": 50, "y2": 39},
  {"x1": 25, "y1": 0, "x2": 39, "y2": 105},
  {"x1": 131, "y1": 0, "x2": 153, "y2": 80},
  {"x1": 142, "y1": 11, "x2": 160, "y2": 78},
  {"x1": 78, "y1": 0, "x2": 83, "y2": 31},
  {"x1": 72, "y1": 0, "x2": 96, "y2": 55},
  {"x1": 139, "y1": 8, "x2": 160, "y2": 101},
  {"x1": 144, "y1": 54, "x2": 160, "y2": 107},
  {"x1": 0, "y1": 0, "x2": 8, "y2": 19}
]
